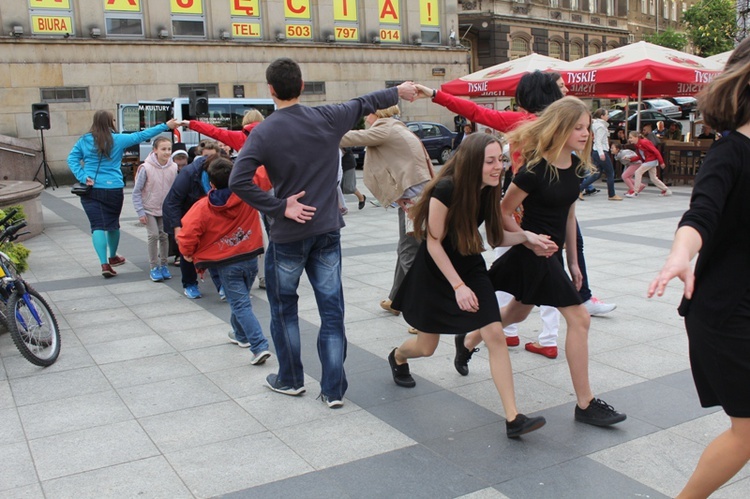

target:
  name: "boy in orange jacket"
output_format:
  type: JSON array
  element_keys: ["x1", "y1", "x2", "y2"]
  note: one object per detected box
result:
[{"x1": 177, "y1": 157, "x2": 273, "y2": 364}]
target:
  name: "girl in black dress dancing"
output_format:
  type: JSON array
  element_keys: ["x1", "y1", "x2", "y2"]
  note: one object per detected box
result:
[
  {"x1": 649, "y1": 38, "x2": 750, "y2": 498},
  {"x1": 487, "y1": 97, "x2": 626, "y2": 427},
  {"x1": 389, "y1": 133, "x2": 553, "y2": 438}
]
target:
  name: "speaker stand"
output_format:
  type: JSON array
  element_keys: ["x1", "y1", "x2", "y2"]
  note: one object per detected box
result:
[{"x1": 33, "y1": 129, "x2": 58, "y2": 190}]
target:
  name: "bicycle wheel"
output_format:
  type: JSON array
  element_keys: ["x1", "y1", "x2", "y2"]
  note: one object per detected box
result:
[{"x1": 8, "y1": 288, "x2": 60, "y2": 367}]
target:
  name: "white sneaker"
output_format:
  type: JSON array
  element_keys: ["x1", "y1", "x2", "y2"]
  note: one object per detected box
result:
[
  {"x1": 624, "y1": 191, "x2": 638, "y2": 198},
  {"x1": 660, "y1": 189, "x2": 673, "y2": 197},
  {"x1": 584, "y1": 297, "x2": 616, "y2": 316},
  {"x1": 228, "y1": 331, "x2": 250, "y2": 348}
]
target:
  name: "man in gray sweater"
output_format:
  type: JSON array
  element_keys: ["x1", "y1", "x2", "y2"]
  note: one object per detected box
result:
[{"x1": 230, "y1": 58, "x2": 416, "y2": 408}]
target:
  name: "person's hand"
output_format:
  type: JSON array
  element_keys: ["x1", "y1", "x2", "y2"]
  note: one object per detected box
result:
[
  {"x1": 397, "y1": 81, "x2": 418, "y2": 102},
  {"x1": 569, "y1": 263, "x2": 583, "y2": 291},
  {"x1": 414, "y1": 84, "x2": 434, "y2": 100},
  {"x1": 138, "y1": 215, "x2": 147, "y2": 225},
  {"x1": 179, "y1": 120, "x2": 190, "y2": 127},
  {"x1": 648, "y1": 255, "x2": 694, "y2": 299},
  {"x1": 183, "y1": 255, "x2": 193, "y2": 263},
  {"x1": 455, "y1": 284, "x2": 479, "y2": 313},
  {"x1": 85, "y1": 177, "x2": 94, "y2": 186},
  {"x1": 524, "y1": 232, "x2": 557, "y2": 257},
  {"x1": 395, "y1": 198, "x2": 414, "y2": 213},
  {"x1": 285, "y1": 191, "x2": 316, "y2": 223},
  {"x1": 166, "y1": 118, "x2": 179, "y2": 129},
  {"x1": 660, "y1": 163, "x2": 666, "y2": 169},
  {"x1": 599, "y1": 153, "x2": 605, "y2": 161}
]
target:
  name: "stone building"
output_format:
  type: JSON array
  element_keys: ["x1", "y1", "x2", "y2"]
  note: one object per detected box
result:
[{"x1": 0, "y1": 0, "x2": 468, "y2": 182}]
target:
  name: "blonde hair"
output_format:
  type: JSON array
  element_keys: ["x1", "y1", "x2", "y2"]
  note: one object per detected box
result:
[
  {"x1": 508, "y1": 96, "x2": 592, "y2": 179},
  {"x1": 241, "y1": 109, "x2": 265, "y2": 126},
  {"x1": 374, "y1": 105, "x2": 400, "y2": 119}
]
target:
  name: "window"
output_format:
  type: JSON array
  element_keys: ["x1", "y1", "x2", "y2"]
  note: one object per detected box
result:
[
  {"x1": 510, "y1": 37, "x2": 529, "y2": 59},
  {"x1": 422, "y1": 124, "x2": 440, "y2": 137},
  {"x1": 550, "y1": 0, "x2": 559, "y2": 7},
  {"x1": 172, "y1": 18, "x2": 205, "y2": 37},
  {"x1": 641, "y1": 0, "x2": 647, "y2": 12},
  {"x1": 104, "y1": 0, "x2": 143, "y2": 38},
  {"x1": 549, "y1": 40, "x2": 563, "y2": 60},
  {"x1": 302, "y1": 81, "x2": 326, "y2": 95},
  {"x1": 649, "y1": 0, "x2": 655, "y2": 15},
  {"x1": 607, "y1": 0, "x2": 615, "y2": 15},
  {"x1": 672, "y1": 1, "x2": 677, "y2": 20},
  {"x1": 569, "y1": 42, "x2": 583, "y2": 61},
  {"x1": 571, "y1": 0, "x2": 579, "y2": 10},
  {"x1": 589, "y1": 42, "x2": 601, "y2": 55},
  {"x1": 40, "y1": 87, "x2": 88, "y2": 103},
  {"x1": 178, "y1": 84, "x2": 219, "y2": 98},
  {"x1": 420, "y1": 28, "x2": 441, "y2": 45}
]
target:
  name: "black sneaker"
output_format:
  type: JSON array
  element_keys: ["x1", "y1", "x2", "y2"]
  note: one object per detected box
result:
[
  {"x1": 575, "y1": 398, "x2": 627, "y2": 426},
  {"x1": 454, "y1": 334, "x2": 478, "y2": 376},
  {"x1": 265, "y1": 373, "x2": 305, "y2": 396},
  {"x1": 506, "y1": 413, "x2": 547, "y2": 438},
  {"x1": 388, "y1": 348, "x2": 416, "y2": 388}
]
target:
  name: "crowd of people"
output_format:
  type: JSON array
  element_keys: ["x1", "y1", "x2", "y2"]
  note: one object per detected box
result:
[{"x1": 67, "y1": 49, "x2": 750, "y2": 496}]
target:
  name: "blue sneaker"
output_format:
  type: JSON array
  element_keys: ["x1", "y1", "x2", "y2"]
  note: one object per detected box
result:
[
  {"x1": 218, "y1": 285, "x2": 226, "y2": 301},
  {"x1": 149, "y1": 267, "x2": 163, "y2": 282},
  {"x1": 159, "y1": 265, "x2": 172, "y2": 280},
  {"x1": 184, "y1": 284, "x2": 202, "y2": 299}
]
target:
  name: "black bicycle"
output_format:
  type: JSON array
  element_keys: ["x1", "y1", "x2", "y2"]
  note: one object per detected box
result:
[{"x1": 0, "y1": 209, "x2": 60, "y2": 366}]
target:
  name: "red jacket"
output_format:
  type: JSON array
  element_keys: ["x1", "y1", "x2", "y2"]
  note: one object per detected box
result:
[
  {"x1": 635, "y1": 138, "x2": 665, "y2": 164},
  {"x1": 187, "y1": 121, "x2": 259, "y2": 151},
  {"x1": 177, "y1": 170, "x2": 271, "y2": 269}
]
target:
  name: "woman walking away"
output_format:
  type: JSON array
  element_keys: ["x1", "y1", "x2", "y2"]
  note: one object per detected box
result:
[
  {"x1": 389, "y1": 133, "x2": 552, "y2": 438},
  {"x1": 67, "y1": 110, "x2": 178, "y2": 277},
  {"x1": 132, "y1": 137, "x2": 178, "y2": 282},
  {"x1": 648, "y1": 37, "x2": 750, "y2": 498},
  {"x1": 488, "y1": 97, "x2": 626, "y2": 427}
]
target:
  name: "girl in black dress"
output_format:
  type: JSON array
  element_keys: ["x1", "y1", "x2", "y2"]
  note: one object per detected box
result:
[
  {"x1": 648, "y1": 38, "x2": 750, "y2": 498},
  {"x1": 488, "y1": 97, "x2": 626, "y2": 427},
  {"x1": 389, "y1": 133, "x2": 552, "y2": 438}
]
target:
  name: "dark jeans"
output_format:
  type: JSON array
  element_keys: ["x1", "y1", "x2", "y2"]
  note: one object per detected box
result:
[
  {"x1": 265, "y1": 230, "x2": 347, "y2": 399},
  {"x1": 581, "y1": 151, "x2": 616, "y2": 197}
]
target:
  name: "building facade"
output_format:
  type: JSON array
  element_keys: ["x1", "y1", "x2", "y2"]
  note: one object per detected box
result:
[{"x1": 0, "y1": 0, "x2": 468, "y2": 180}]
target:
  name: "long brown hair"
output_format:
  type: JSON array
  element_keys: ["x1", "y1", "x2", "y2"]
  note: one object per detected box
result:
[
  {"x1": 89, "y1": 110, "x2": 114, "y2": 158},
  {"x1": 699, "y1": 37, "x2": 750, "y2": 132},
  {"x1": 411, "y1": 133, "x2": 503, "y2": 255}
]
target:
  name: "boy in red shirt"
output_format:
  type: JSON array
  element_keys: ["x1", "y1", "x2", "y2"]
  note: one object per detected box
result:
[{"x1": 177, "y1": 157, "x2": 273, "y2": 364}]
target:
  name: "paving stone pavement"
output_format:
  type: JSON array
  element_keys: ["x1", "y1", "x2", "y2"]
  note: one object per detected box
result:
[{"x1": 1, "y1": 177, "x2": 748, "y2": 498}]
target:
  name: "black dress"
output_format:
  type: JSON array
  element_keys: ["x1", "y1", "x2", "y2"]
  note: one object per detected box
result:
[
  {"x1": 392, "y1": 178, "x2": 501, "y2": 334},
  {"x1": 489, "y1": 157, "x2": 583, "y2": 307},
  {"x1": 676, "y1": 132, "x2": 750, "y2": 417}
]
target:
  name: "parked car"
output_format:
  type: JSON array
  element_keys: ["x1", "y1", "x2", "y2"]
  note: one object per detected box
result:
[
  {"x1": 611, "y1": 99, "x2": 681, "y2": 119},
  {"x1": 665, "y1": 96, "x2": 698, "y2": 118},
  {"x1": 405, "y1": 121, "x2": 457, "y2": 164},
  {"x1": 607, "y1": 109, "x2": 682, "y2": 138}
]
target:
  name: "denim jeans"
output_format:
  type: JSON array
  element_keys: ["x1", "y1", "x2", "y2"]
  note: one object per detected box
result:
[
  {"x1": 265, "y1": 230, "x2": 347, "y2": 399},
  {"x1": 216, "y1": 258, "x2": 269, "y2": 355},
  {"x1": 581, "y1": 150, "x2": 616, "y2": 197}
]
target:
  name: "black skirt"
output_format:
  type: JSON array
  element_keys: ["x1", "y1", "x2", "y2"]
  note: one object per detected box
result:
[
  {"x1": 685, "y1": 300, "x2": 750, "y2": 418},
  {"x1": 392, "y1": 241, "x2": 501, "y2": 335},
  {"x1": 80, "y1": 187, "x2": 124, "y2": 232},
  {"x1": 489, "y1": 245, "x2": 582, "y2": 308}
]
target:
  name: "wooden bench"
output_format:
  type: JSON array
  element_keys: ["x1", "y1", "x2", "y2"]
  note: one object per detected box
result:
[{"x1": 663, "y1": 143, "x2": 709, "y2": 185}]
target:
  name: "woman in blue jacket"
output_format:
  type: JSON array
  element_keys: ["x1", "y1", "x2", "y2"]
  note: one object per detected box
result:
[{"x1": 68, "y1": 110, "x2": 177, "y2": 277}]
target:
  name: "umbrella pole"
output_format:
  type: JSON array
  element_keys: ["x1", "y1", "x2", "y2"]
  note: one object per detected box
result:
[
  {"x1": 624, "y1": 97, "x2": 630, "y2": 138},
  {"x1": 636, "y1": 81, "x2": 643, "y2": 132}
]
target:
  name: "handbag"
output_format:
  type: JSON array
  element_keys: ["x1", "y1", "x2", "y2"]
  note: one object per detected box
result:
[
  {"x1": 70, "y1": 182, "x2": 91, "y2": 196},
  {"x1": 71, "y1": 156, "x2": 102, "y2": 197}
]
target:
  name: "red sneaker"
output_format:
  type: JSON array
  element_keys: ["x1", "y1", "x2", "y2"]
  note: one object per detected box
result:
[
  {"x1": 101, "y1": 264, "x2": 117, "y2": 278},
  {"x1": 506, "y1": 336, "x2": 520, "y2": 347},
  {"x1": 108, "y1": 255, "x2": 126, "y2": 267},
  {"x1": 525, "y1": 342, "x2": 558, "y2": 359}
]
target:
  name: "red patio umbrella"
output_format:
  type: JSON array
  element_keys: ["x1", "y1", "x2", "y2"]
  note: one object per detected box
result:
[
  {"x1": 560, "y1": 41, "x2": 722, "y2": 99},
  {"x1": 439, "y1": 53, "x2": 572, "y2": 97}
]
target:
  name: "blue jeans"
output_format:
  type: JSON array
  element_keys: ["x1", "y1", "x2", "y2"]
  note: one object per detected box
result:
[
  {"x1": 265, "y1": 230, "x2": 347, "y2": 399},
  {"x1": 216, "y1": 258, "x2": 269, "y2": 355},
  {"x1": 581, "y1": 150, "x2": 616, "y2": 197}
]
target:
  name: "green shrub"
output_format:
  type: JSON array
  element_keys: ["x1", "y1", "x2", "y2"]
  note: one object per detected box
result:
[{"x1": 0, "y1": 205, "x2": 31, "y2": 273}]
